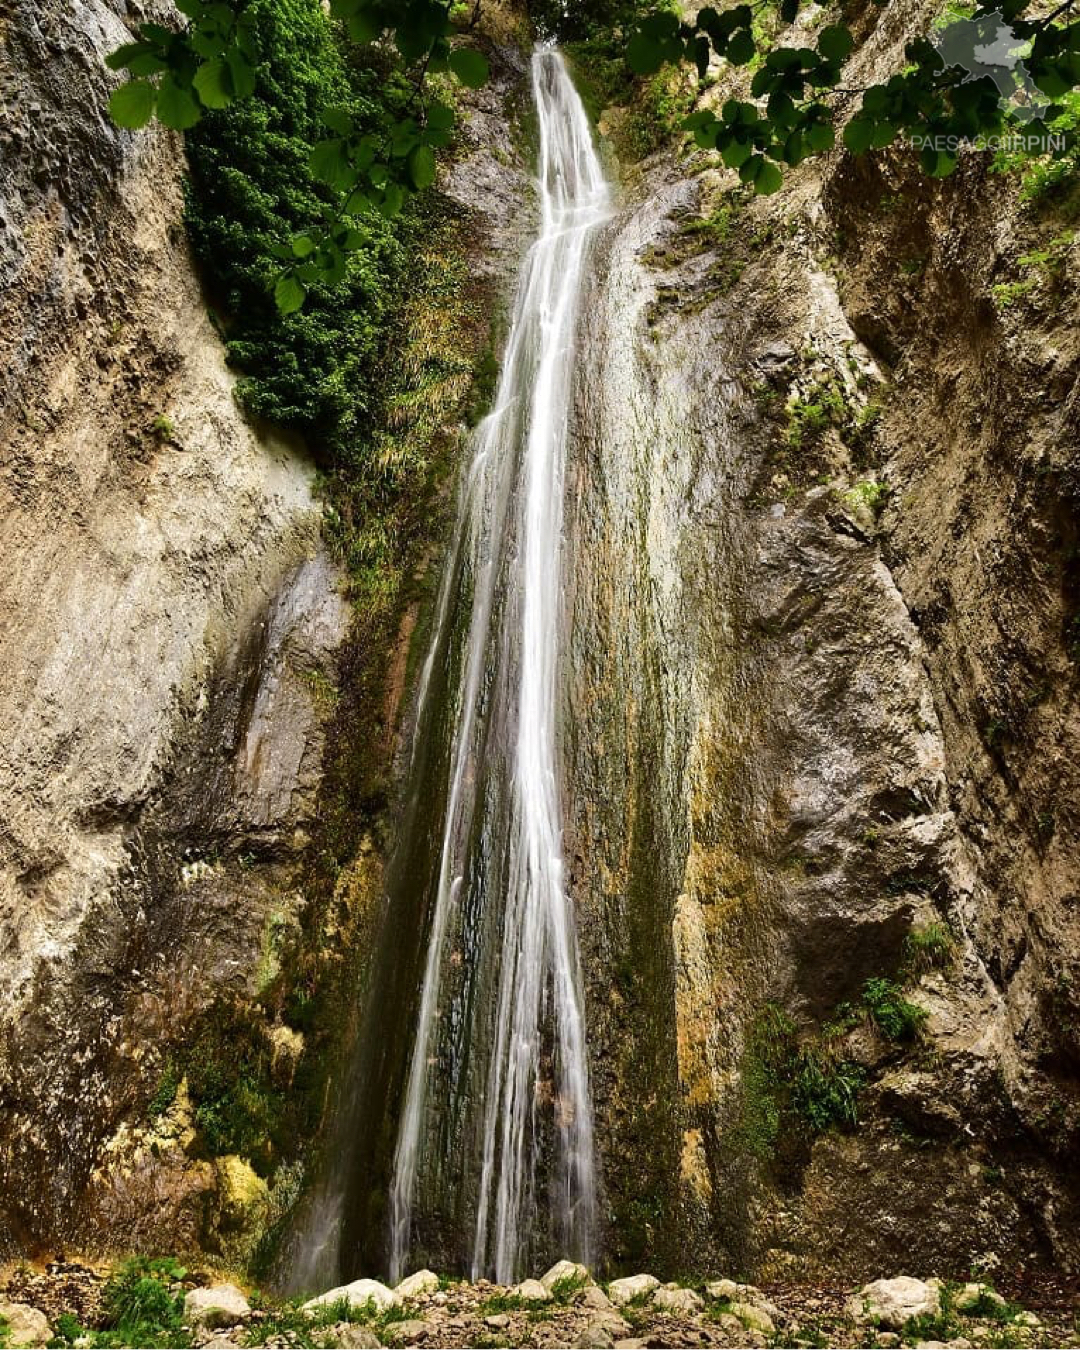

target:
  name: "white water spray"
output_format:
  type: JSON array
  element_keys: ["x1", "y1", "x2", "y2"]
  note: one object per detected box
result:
[{"x1": 388, "y1": 49, "x2": 611, "y2": 1284}]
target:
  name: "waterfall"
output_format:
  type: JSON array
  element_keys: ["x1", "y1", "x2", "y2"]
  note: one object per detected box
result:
[{"x1": 384, "y1": 49, "x2": 611, "y2": 1284}]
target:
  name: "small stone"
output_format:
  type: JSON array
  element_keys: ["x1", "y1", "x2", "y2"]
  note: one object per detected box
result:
[
  {"x1": 705, "y1": 1279, "x2": 738, "y2": 1302},
  {"x1": 541, "y1": 1259, "x2": 590, "y2": 1292},
  {"x1": 1014, "y1": 1312, "x2": 1040, "y2": 1327},
  {"x1": 731, "y1": 1302, "x2": 775, "y2": 1335},
  {"x1": 511, "y1": 1278, "x2": 554, "y2": 1303},
  {"x1": 574, "y1": 1323, "x2": 613, "y2": 1349},
  {"x1": 383, "y1": 1319, "x2": 429, "y2": 1346},
  {"x1": 303, "y1": 1279, "x2": 400, "y2": 1315},
  {"x1": 877, "y1": 1336, "x2": 901, "y2": 1348},
  {"x1": 328, "y1": 1326, "x2": 381, "y2": 1349},
  {"x1": 184, "y1": 1285, "x2": 251, "y2": 1328},
  {"x1": 847, "y1": 1278, "x2": 941, "y2": 1331},
  {"x1": 395, "y1": 1270, "x2": 440, "y2": 1301},
  {"x1": 581, "y1": 1285, "x2": 615, "y2": 1311},
  {"x1": 614, "y1": 1341, "x2": 649, "y2": 1350},
  {"x1": 652, "y1": 1284, "x2": 704, "y2": 1315},
  {"x1": 0, "y1": 1305, "x2": 52, "y2": 1348},
  {"x1": 608, "y1": 1274, "x2": 660, "y2": 1306},
  {"x1": 485, "y1": 1314, "x2": 511, "y2": 1329}
]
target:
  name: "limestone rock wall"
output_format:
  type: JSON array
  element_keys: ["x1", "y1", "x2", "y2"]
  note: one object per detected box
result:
[
  {"x1": 566, "y1": 0, "x2": 1080, "y2": 1278},
  {"x1": 0, "y1": 0, "x2": 349, "y2": 1253}
]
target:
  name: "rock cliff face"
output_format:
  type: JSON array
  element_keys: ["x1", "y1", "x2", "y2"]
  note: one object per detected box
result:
[
  {"x1": 564, "y1": 0, "x2": 1080, "y2": 1281},
  {"x1": 1, "y1": 0, "x2": 1077, "y2": 1290},
  {"x1": 0, "y1": 0, "x2": 349, "y2": 1254}
]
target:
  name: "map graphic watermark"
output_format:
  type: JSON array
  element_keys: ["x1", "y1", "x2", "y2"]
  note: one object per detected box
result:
[{"x1": 913, "y1": 9, "x2": 1067, "y2": 154}]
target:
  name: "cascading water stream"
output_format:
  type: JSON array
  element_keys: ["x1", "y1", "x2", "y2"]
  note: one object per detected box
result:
[{"x1": 384, "y1": 50, "x2": 612, "y2": 1284}]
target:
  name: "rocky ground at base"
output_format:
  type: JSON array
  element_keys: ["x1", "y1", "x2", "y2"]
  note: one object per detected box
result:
[{"x1": 0, "y1": 1260, "x2": 1077, "y2": 1350}]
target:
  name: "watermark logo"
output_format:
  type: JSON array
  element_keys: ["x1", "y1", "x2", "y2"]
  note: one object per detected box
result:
[
  {"x1": 933, "y1": 10, "x2": 1048, "y2": 122},
  {"x1": 904, "y1": 10, "x2": 1070, "y2": 155}
]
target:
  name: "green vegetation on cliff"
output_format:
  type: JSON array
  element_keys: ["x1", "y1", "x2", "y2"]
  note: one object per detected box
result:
[{"x1": 183, "y1": 0, "x2": 410, "y2": 459}]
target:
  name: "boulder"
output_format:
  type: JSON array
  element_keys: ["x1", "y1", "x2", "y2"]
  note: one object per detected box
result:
[
  {"x1": 184, "y1": 1284, "x2": 251, "y2": 1328},
  {"x1": 608, "y1": 1274, "x2": 660, "y2": 1306},
  {"x1": 328, "y1": 1326, "x2": 382, "y2": 1349},
  {"x1": 848, "y1": 1278, "x2": 941, "y2": 1330},
  {"x1": 303, "y1": 1278, "x2": 400, "y2": 1315},
  {"x1": 652, "y1": 1285, "x2": 704, "y2": 1316},
  {"x1": 581, "y1": 1285, "x2": 615, "y2": 1311},
  {"x1": 395, "y1": 1270, "x2": 440, "y2": 1301},
  {"x1": 541, "y1": 1260, "x2": 590, "y2": 1292},
  {"x1": 705, "y1": 1279, "x2": 738, "y2": 1302},
  {"x1": 511, "y1": 1279, "x2": 553, "y2": 1303},
  {"x1": 0, "y1": 1304, "x2": 52, "y2": 1348},
  {"x1": 485, "y1": 1314, "x2": 511, "y2": 1329},
  {"x1": 383, "y1": 1319, "x2": 430, "y2": 1346},
  {"x1": 574, "y1": 1323, "x2": 613, "y2": 1349},
  {"x1": 731, "y1": 1302, "x2": 775, "y2": 1335}
]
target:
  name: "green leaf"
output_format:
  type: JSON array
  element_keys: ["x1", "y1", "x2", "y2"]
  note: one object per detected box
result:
[
  {"x1": 843, "y1": 117, "x2": 875, "y2": 152},
  {"x1": 449, "y1": 46, "x2": 489, "y2": 88},
  {"x1": 427, "y1": 101, "x2": 455, "y2": 131},
  {"x1": 721, "y1": 134, "x2": 753, "y2": 167},
  {"x1": 128, "y1": 51, "x2": 168, "y2": 77},
  {"x1": 380, "y1": 182, "x2": 405, "y2": 217},
  {"x1": 409, "y1": 143, "x2": 437, "y2": 189},
  {"x1": 193, "y1": 58, "x2": 233, "y2": 110},
  {"x1": 156, "y1": 76, "x2": 202, "y2": 130},
  {"x1": 347, "y1": 10, "x2": 382, "y2": 44},
  {"x1": 870, "y1": 119, "x2": 897, "y2": 148},
  {"x1": 727, "y1": 28, "x2": 756, "y2": 65},
  {"x1": 291, "y1": 233, "x2": 317, "y2": 258},
  {"x1": 628, "y1": 30, "x2": 666, "y2": 74},
  {"x1": 755, "y1": 159, "x2": 784, "y2": 193},
  {"x1": 310, "y1": 138, "x2": 357, "y2": 192},
  {"x1": 139, "y1": 22, "x2": 174, "y2": 45},
  {"x1": 175, "y1": 0, "x2": 205, "y2": 16},
  {"x1": 321, "y1": 104, "x2": 353, "y2": 135},
  {"x1": 806, "y1": 120, "x2": 836, "y2": 151},
  {"x1": 768, "y1": 89, "x2": 798, "y2": 126},
  {"x1": 106, "y1": 42, "x2": 151, "y2": 71},
  {"x1": 225, "y1": 49, "x2": 256, "y2": 100},
  {"x1": 274, "y1": 275, "x2": 307, "y2": 315},
  {"x1": 818, "y1": 24, "x2": 854, "y2": 63},
  {"x1": 1033, "y1": 65, "x2": 1071, "y2": 98},
  {"x1": 109, "y1": 78, "x2": 157, "y2": 129},
  {"x1": 921, "y1": 146, "x2": 958, "y2": 176}
]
